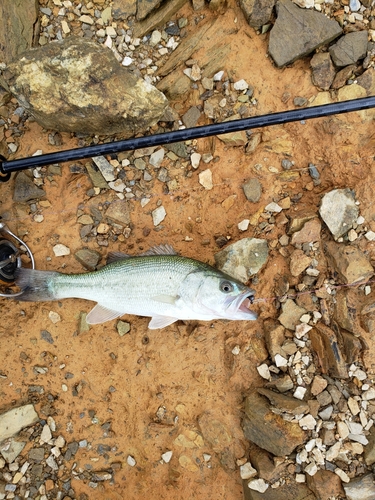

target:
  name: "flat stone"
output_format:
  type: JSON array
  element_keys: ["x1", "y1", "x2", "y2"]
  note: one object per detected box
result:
[
  {"x1": 364, "y1": 426, "x2": 375, "y2": 466},
  {"x1": 240, "y1": 0, "x2": 276, "y2": 27},
  {"x1": 0, "y1": 404, "x2": 38, "y2": 442},
  {"x1": 311, "y1": 375, "x2": 328, "y2": 396},
  {"x1": 329, "y1": 31, "x2": 368, "y2": 67},
  {"x1": 74, "y1": 249, "x2": 101, "y2": 270},
  {"x1": 307, "y1": 469, "x2": 345, "y2": 499},
  {"x1": 0, "y1": 0, "x2": 38, "y2": 64},
  {"x1": 105, "y1": 200, "x2": 131, "y2": 226},
  {"x1": 278, "y1": 299, "x2": 307, "y2": 331},
  {"x1": 290, "y1": 249, "x2": 311, "y2": 277},
  {"x1": 28, "y1": 447, "x2": 45, "y2": 462},
  {"x1": 263, "y1": 318, "x2": 288, "y2": 360},
  {"x1": 0, "y1": 440, "x2": 26, "y2": 464},
  {"x1": 268, "y1": 0, "x2": 342, "y2": 67},
  {"x1": 332, "y1": 65, "x2": 357, "y2": 90},
  {"x1": 291, "y1": 218, "x2": 321, "y2": 245},
  {"x1": 319, "y1": 187, "x2": 358, "y2": 239},
  {"x1": 198, "y1": 413, "x2": 232, "y2": 451},
  {"x1": 149, "y1": 148, "x2": 165, "y2": 167},
  {"x1": 13, "y1": 172, "x2": 46, "y2": 202},
  {"x1": 92, "y1": 156, "x2": 115, "y2": 182},
  {"x1": 343, "y1": 473, "x2": 375, "y2": 500},
  {"x1": 198, "y1": 169, "x2": 213, "y2": 190},
  {"x1": 258, "y1": 388, "x2": 309, "y2": 415},
  {"x1": 324, "y1": 241, "x2": 374, "y2": 285},
  {"x1": 242, "y1": 392, "x2": 306, "y2": 456},
  {"x1": 243, "y1": 178, "x2": 262, "y2": 203},
  {"x1": 85, "y1": 162, "x2": 109, "y2": 189},
  {"x1": 214, "y1": 237, "x2": 269, "y2": 282},
  {"x1": 311, "y1": 52, "x2": 336, "y2": 90},
  {"x1": 182, "y1": 106, "x2": 201, "y2": 128},
  {"x1": 309, "y1": 323, "x2": 348, "y2": 378},
  {"x1": 53, "y1": 244, "x2": 70, "y2": 257}
]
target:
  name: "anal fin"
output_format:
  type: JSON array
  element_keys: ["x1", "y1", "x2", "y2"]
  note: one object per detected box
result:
[
  {"x1": 86, "y1": 304, "x2": 123, "y2": 324},
  {"x1": 148, "y1": 315, "x2": 179, "y2": 329}
]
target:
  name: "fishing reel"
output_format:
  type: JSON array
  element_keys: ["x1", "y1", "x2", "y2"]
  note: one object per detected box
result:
[{"x1": 0, "y1": 220, "x2": 35, "y2": 297}]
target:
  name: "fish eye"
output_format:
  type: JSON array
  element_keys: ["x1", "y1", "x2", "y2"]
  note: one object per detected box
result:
[{"x1": 220, "y1": 280, "x2": 234, "y2": 293}]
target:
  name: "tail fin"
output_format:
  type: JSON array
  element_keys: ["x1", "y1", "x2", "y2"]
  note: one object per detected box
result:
[{"x1": 15, "y1": 268, "x2": 59, "y2": 302}]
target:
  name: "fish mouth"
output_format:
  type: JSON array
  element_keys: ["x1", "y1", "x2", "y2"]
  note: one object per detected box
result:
[{"x1": 226, "y1": 290, "x2": 257, "y2": 319}]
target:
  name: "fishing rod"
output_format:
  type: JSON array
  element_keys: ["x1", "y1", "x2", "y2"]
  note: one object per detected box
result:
[{"x1": 1, "y1": 95, "x2": 375, "y2": 182}]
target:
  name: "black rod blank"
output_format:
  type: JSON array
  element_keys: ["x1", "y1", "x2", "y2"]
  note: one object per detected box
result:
[{"x1": 1, "y1": 95, "x2": 375, "y2": 181}]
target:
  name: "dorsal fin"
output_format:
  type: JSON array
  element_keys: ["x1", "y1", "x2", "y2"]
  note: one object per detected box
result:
[
  {"x1": 106, "y1": 251, "x2": 130, "y2": 264},
  {"x1": 106, "y1": 244, "x2": 178, "y2": 264},
  {"x1": 140, "y1": 244, "x2": 178, "y2": 256}
]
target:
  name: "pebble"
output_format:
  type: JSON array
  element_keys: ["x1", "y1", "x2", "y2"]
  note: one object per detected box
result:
[
  {"x1": 198, "y1": 169, "x2": 213, "y2": 190},
  {"x1": 234, "y1": 79, "x2": 249, "y2": 90},
  {"x1": 335, "y1": 467, "x2": 350, "y2": 483},
  {"x1": 40, "y1": 424, "x2": 52, "y2": 444},
  {"x1": 53, "y1": 243, "x2": 70, "y2": 257},
  {"x1": 149, "y1": 148, "x2": 165, "y2": 167},
  {"x1": 161, "y1": 451, "x2": 173, "y2": 463},
  {"x1": 152, "y1": 205, "x2": 166, "y2": 226},
  {"x1": 265, "y1": 201, "x2": 283, "y2": 213},
  {"x1": 238, "y1": 219, "x2": 250, "y2": 231},
  {"x1": 127, "y1": 455, "x2": 136, "y2": 467},
  {"x1": 247, "y1": 478, "x2": 269, "y2": 493},
  {"x1": 299, "y1": 415, "x2": 316, "y2": 430},
  {"x1": 48, "y1": 311, "x2": 61, "y2": 324},
  {"x1": 190, "y1": 152, "x2": 201, "y2": 169},
  {"x1": 240, "y1": 462, "x2": 257, "y2": 479},
  {"x1": 293, "y1": 387, "x2": 307, "y2": 400},
  {"x1": 257, "y1": 363, "x2": 271, "y2": 380}
]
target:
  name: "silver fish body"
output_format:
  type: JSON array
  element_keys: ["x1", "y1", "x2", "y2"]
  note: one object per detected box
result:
[{"x1": 14, "y1": 246, "x2": 257, "y2": 329}]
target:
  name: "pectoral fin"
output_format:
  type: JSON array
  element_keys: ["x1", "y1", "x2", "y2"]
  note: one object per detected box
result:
[
  {"x1": 86, "y1": 304, "x2": 122, "y2": 324},
  {"x1": 148, "y1": 315, "x2": 179, "y2": 329},
  {"x1": 151, "y1": 294, "x2": 178, "y2": 305}
]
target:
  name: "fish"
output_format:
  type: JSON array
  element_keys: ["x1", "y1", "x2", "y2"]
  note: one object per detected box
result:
[{"x1": 14, "y1": 244, "x2": 257, "y2": 329}]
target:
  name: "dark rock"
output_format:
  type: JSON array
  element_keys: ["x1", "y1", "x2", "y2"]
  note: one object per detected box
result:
[
  {"x1": 74, "y1": 249, "x2": 101, "y2": 271},
  {"x1": 182, "y1": 106, "x2": 201, "y2": 128},
  {"x1": 343, "y1": 473, "x2": 375, "y2": 500},
  {"x1": 329, "y1": 31, "x2": 368, "y2": 67},
  {"x1": 165, "y1": 142, "x2": 189, "y2": 158},
  {"x1": 0, "y1": 0, "x2": 38, "y2": 64},
  {"x1": 133, "y1": 0, "x2": 188, "y2": 38},
  {"x1": 268, "y1": 0, "x2": 342, "y2": 67},
  {"x1": 306, "y1": 469, "x2": 345, "y2": 499},
  {"x1": 136, "y1": 0, "x2": 161, "y2": 20},
  {"x1": 28, "y1": 448, "x2": 45, "y2": 462},
  {"x1": 364, "y1": 426, "x2": 375, "y2": 466},
  {"x1": 40, "y1": 330, "x2": 54, "y2": 344},
  {"x1": 309, "y1": 323, "x2": 348, "y2": 379},
  {"x1": 112, "y1": 0, "x2": 137, "y2": 20},
  {"x1": 242, "y1": 178, "x2": 262, "y2": 202},
  {"x1": 356, "y1": 67, "x2": 375, "y2": 95},
  {"x1": 242, "y1": 392, "x2": 306, "y2": 456},
  {"x1": 258, "y1": 388, "x2": 309, "y2": 415},
  {"x1": 5, "y1": 37, "x2": 168, "y2": 136},
  {"x1": 240, "y1": 0, "x2": 276, "y2": 28},
  {"x1": 311, "y1": 52, "x2": 336, "y2": 90},
  {"x1": 13, "y1": 172, "x2": 46, "y2": 202},
  {"x1": 331, "y1": 65, "x2": 356, "y2": 89}
]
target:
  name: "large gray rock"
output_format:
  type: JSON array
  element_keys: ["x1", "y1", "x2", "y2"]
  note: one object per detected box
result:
[
  {"x1": 240, "y1": 0, "x2": 276, "y2": 28},
  {"x1": 343, "y1": 473, "x2": 375, "y2": 500},
  {"x1": 4, "y1": 37, "x2": 168, "y2": 136},
  {"x1": 0, "y1": 0, "x2": 38, "y2": 64},
  {"x1": 319, "y1": 188, "x2": 358, "y2": 239},
  {"x1": 329, "y1": 31, "x2": 368, "y2": 67},
  {"x1": 0, "y1": 404, "x2": 39, "y2": 442},
  {"x1": 268, "y1": 0, "x2": 342, "y2": 67},
  {"x1": 214, "y1": 238, "x2": 269, "y2": 283}
]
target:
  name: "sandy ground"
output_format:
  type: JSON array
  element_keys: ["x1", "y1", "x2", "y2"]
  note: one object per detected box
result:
[{"x1": 1, "y1": 3, "x2": 375, "y2": 499}]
